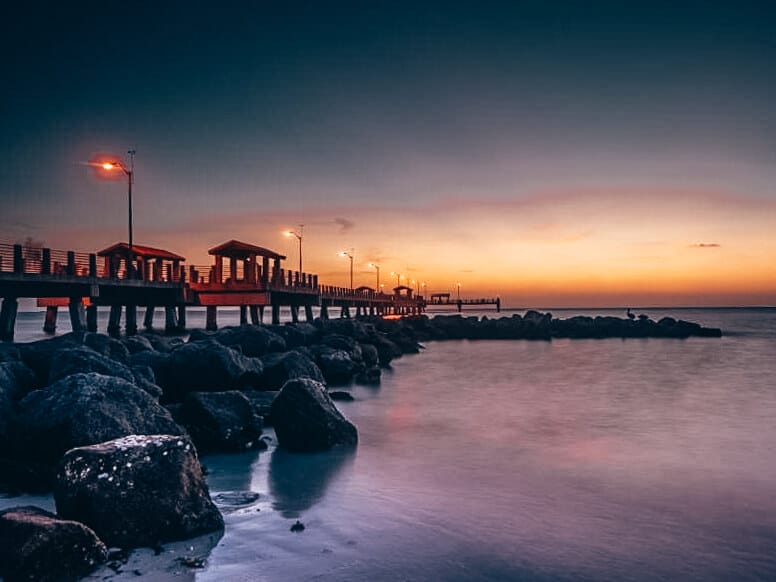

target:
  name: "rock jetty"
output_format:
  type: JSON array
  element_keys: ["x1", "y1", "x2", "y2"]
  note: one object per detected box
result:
[{"x1": 0, "y1": 310, "x2": 720, "y2": 577}]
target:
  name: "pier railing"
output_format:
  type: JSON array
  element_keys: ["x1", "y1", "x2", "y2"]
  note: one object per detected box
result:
[{"x1": 0, "y1": 242, "x2": 184, "y2": 283}]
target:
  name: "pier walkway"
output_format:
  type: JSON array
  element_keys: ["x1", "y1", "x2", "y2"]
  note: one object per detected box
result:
[{"x1": 0, "y1": 239, "x2": 434, "y2": 340}]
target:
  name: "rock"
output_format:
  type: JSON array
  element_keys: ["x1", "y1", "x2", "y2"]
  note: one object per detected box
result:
[
  {"x1": 179, "y1": 391, "x2": 264, "y2": 453},
  {"x1": 122, "y1": 335, "x2": 155, "y2": 354},
  {"x1": 315, "y1": 348, "x2": 359, "y2": 385},
  {"x1": 0, "y1": 505, "x2": 107, "y2": 582},
  {"x1": 259, "y1": 350, "x2": 324, "y2": 390},
  {"x1": 48, "y1": 345, "x2": 136, "y2": 384},
  {"x1": 0, "y1": 363, "x2": 37, "y2": 459},
  {"x1": 16, "y1": 372, "x2": 184, "y2": 465},
  {"x1": 328, "y1": 390, "x2": 354, "y2": 402},
  {"x1": 212, "y1": 491, "x2": 260, "y2": 513},
  {"x1": 17, "y1": 333, "x2": 83, "y2": 384},
  {"x1": 129, "y1": 350, "x2": 174, "y2": 393},
  {"x1": 365, "y1": 334, "x2": 403, "y2": 366},
  {"x1": 242, "y1": 391, "x2": 278, "y2": 425},
  {"x1": 268, "y1": 323, "x2": 320, "y2": 349},
  {"x1": 144, "y1": 334, "x2": 184, "y2": 353},
  {"x1": 82, "y1": 332, "x2": 130, "y2": 364},
  {"x1": 130, "y1": 364, "x2": 164, "y2": 400},
  {"x1": 0, "y1": 342, "x2": 20, "y2": 363},
  {"x1": 354, "y1": 365, "x2": 381, "y2": 385},
  {"x1": 359, "y1": 342, "x2": 379, "y2": 367},
  {"x1": 290, "y1": 520, "x2": 305, "y2": 532},
  {"x1": 271, "y1": 377, "x2": 358, "y2": 452},
  {"x1": 164, "y1": 339, "x2": 263, "y2": 401},
  {"x1": 211, "y1": 325, "x2": 286, "y2": 357},
  {"x1": 54, "y1": 434, "x2": 224, "y2": 548}
]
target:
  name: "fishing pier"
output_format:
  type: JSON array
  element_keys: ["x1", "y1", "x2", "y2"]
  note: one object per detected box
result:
[{"x1": 0, "y1": 238, "x2": 448, "y2": 340}]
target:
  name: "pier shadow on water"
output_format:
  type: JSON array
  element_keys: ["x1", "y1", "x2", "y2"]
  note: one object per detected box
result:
[{"x1": 268, "y1": 446, "x2": 356, "y2": 518}]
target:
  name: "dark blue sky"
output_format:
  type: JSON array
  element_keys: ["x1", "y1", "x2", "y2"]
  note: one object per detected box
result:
[{"x1": 2, "y1": 1, "x2": 775, "y2": 303}]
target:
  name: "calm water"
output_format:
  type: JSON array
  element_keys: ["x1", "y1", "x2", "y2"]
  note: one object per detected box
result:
[{"x1": 3, "y1": 308, "x2": 776, "y2": 581}]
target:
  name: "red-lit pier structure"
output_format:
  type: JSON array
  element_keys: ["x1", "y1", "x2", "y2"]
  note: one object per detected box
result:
[
  {"x1": 427, "y1": 292, "x2": 501, "y2": 313},
  {"x1": 0, "y1": 238, "x2": 430, "y2": 340}
]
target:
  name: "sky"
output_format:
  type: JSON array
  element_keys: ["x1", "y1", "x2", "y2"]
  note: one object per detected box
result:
[{"x1": 1, "y1": 1, "x2": 775, "y2": 306}]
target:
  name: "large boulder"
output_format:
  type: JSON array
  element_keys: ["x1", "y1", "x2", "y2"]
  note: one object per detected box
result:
[
  {"x1": 243, "y1": 390, "x2": 278, "y2": 425},
  {"x1": 48, "y1": 345, "x2": 135, "y2": 384},
  {"x1": 15, "y1": 372, "x2": 184, "y2": 465},
  {"x1": 54, "y1": 434, "x2": 224, "y2": 548},
  {"x1": 0, "y1": 506, "x2": 107, "y2": 582},
  {"x1": 16, "y1": 333, "x2": 83, "y2": 384},
  {"x1": 82, "y1": 332, "x2": 130, "y2": 364},
  {"x1": 0, "y1": 342, "x2": 20, "y2": 363},
  {"x1": 179, "y1": 391, "x2": 264, "y2": 453},
  {"x1": 164, "y1": 339, "x2": 263, "y2": 401},
  {"x1": 268, "y1": 323, "x2": 319, "y2": 349},
  {"x1": 364, "y1": 334, "x2": 403, "y2": 366},
  {"x1": 315, "y1": 347, "x2": 359, "y2": 385},
  {"x1": 211, "y1": 325, "x2": 286, "y2": 357},
  {"x1": 260, "y1": 350, "x2": 325, "y2": 390},
  {"x1": 271, "y1": 377, "x2": 358, "y2": 452}
]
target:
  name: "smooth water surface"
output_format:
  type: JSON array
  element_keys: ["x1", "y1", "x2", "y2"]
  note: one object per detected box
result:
[
  {"x1": 4, "y1": 308, "x2": 775, "y2": 581},
  {"x1": 199, "y1": 309, "x2": 776, "y2": 581}
]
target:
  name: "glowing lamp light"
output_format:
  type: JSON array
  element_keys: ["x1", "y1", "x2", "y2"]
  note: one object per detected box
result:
[{"x1": 102, "y1": 162, "x2": 115, "y2": 170}]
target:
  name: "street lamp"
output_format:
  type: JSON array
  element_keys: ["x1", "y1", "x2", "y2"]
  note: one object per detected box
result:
[
  {"x1": 102, "y1": 149, "x2": 136, "y2": 276},
  {"x1": 390, "y1": 271, "x2": 403, "y2": 287},
  {"x1": 368, "y1": 262, "x2": 380, "y2": 290},
  {"x1": 456, "y1": 282, "x2": 462, "y2": 300},
  {"x1": 421, "y1": 282, "x2": 426, "y2": 297},
  {"x1": 339, "y1": 249, "x2": 354, "y2": 290},
  {"x1": 284, "y1": 224, "x2": 304, "y2": 273}
]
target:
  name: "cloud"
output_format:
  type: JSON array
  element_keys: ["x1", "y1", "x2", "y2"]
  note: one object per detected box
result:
[
  {"x1": 334, "y1": 217, "x2": 354, "y2": 233},
  {"x1": 689, "y1": 243, "x2": 721, "y2": 248}
]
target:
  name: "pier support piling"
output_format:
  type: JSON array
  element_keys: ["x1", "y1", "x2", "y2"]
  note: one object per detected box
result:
[
  {"x1": 108, "y1": 305, "x2": 122, "y2": 337},
  {"x1": 125, "y1": 305, "x2": 138, "y2": 336},
  {"x1": 164, "y1": 306, "x2": 178, "y2": 333},
  {"x1": 206, "y1": 306, "x2": 218, "y2": 331},
  {"x1": 68, "y1": 298, "x2": 85, "y2": 333},
  {"x1": 271, "y1": 304, "x2": 280, "y2": 325},
  {"x1": 0, "y1": 297, "x2": 19, "y2": 342},
  {"x1": 305, "y1": 305, "x2": 314, "y2": 322},
  {"x1": 290, "y1": 305, "x2": 299, "y2": 323},
  {"x1": 43, "y1": 306, "x2": 58, "y2": 334},
  {"x1": 143, "y1": 306, "x2": 156, "y2": 330},
  {"x1": 320, "y1": 304, "x2": 329, "y2": 320},
  {"x1": 249, "y1": 305, "x2": 260, "y2": 325},
  {"x1": 239, "y1": 305, "x2": 248, "y2": 325},
  {"x1": 86, "y1": 305, "x2": 98, "y2": 332},
  {"x1": 177, "y1": 306, "x2": 186, "y2": 330}
]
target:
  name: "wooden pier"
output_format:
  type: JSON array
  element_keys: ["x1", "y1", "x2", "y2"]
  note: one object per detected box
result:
[
  {"x1": 427, "y1": 293, "x2": 500, "y2": 313},
  {"x1": 0, "y1": 238, "x2": 430, "y2": 340}
]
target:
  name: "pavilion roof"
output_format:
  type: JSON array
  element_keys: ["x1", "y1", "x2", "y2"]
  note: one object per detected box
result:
[
  {"x1": 97, "y1": 242, "x2": 185, "y2": 261},
  {"x1": 207, "y1": 240, "x2": 286, "y2": 260}
]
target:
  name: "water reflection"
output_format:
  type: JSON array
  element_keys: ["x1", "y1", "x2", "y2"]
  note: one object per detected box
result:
[{"x1": 269, "y1": 446, "x2": 356, "y2": 518}]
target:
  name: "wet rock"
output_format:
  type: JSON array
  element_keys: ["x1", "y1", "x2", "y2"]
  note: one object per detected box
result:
[
  {"x1": 243, "y1": 390, "x2": 278, "y2": 425},
  {"x1": 122, "y1": 335, "x2": 155, "y2": 354},
  {"x1": 364, "y1": 334, "x2": 403, "y2": 366},
  {"x1": 82, "y1": 332, "x2": 130, "y2": 364},
  {"x1": 0, "y1": 342, "x2": 20, "y2": 363},
  {"x1": 130, "y1": 364, "x2": 163, "y2": 400},
  {"x1": 359, "y1": 342, "x2": 379, "y2": 367},
  {"x1": 17, "y1": 333, "x2": 84, "y2": 384},
  {"x1": 164, "y1": 339, "x2": 263, "y2": 401},
  {"x1": 16, "y1": 372, "x2": 184, "y2": 465},
  {"x1": 290, "y1": 520, "x2": 305, "y2": 532},
  {"x1": 354, "y1": 365, "x2": 381, "y2": 385},
  {"x1": 54, "y1": 434, "x2": 224, "y2": 548},
  {"x1": 0, "y1": 505, "x2": 108, "y2": 582},
  {"x1": 211, "y1": 324, "x2": 286, "y2": 357},
  {"x1": 268, "y1": 323, "x2": 320, "y2": 349},
  {"x1": 212, "y1": 491, "x2": 260, "y2": 512},
  {"x1": 259, "y1": 350, "x2": 324, "y2": 390},
  {"x1": 144, "y1": 334, "x2": 184, "y2": 353},
  {"x1": 179, "y1": 391, "x2": 264, "y2": 453},
  {"x1": 271, "y1": 377, "x2": 358, "y2": 452},
  {"x1": 129, "y1": 350, "x2": 174, "y2": 393},
  {"x1": 316, "y1": 348, "x2": 359, "y2": 385},
  {"x1": 48, "y1": 345, "x2": 136, "y2": 384},
  {"x1": 328, "y1": 390, "x2": 354, "y2": 402}
]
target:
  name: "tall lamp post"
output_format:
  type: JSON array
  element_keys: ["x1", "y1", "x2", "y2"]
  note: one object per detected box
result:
[
  {"x1": 456, "y1": 282, "x2": 462, "y2": 300},
  {"x1": 339, "y1": 249, "x2": 354, "y2": 290},
  {"x1": 102, "y1": 149, "x2": 136, "y2": 276},
  {"x1": 284, "y1": 225, "x2": 304, "y2": 273},
  {"x1": 368, "y1": 262, "x2": 380, "y2": 290},
  {"x1": 390, "y1": 271, "x2": 403, "y2": 287}
]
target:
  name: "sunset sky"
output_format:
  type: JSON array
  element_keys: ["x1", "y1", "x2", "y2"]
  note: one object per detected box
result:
[{"x1": 2, "y1": 2, "x2": 775, "y2": 306}]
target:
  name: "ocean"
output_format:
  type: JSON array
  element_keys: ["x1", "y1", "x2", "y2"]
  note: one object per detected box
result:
[{"x1": 2, "y1": 307, "x2": 775, "y2": 581}]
